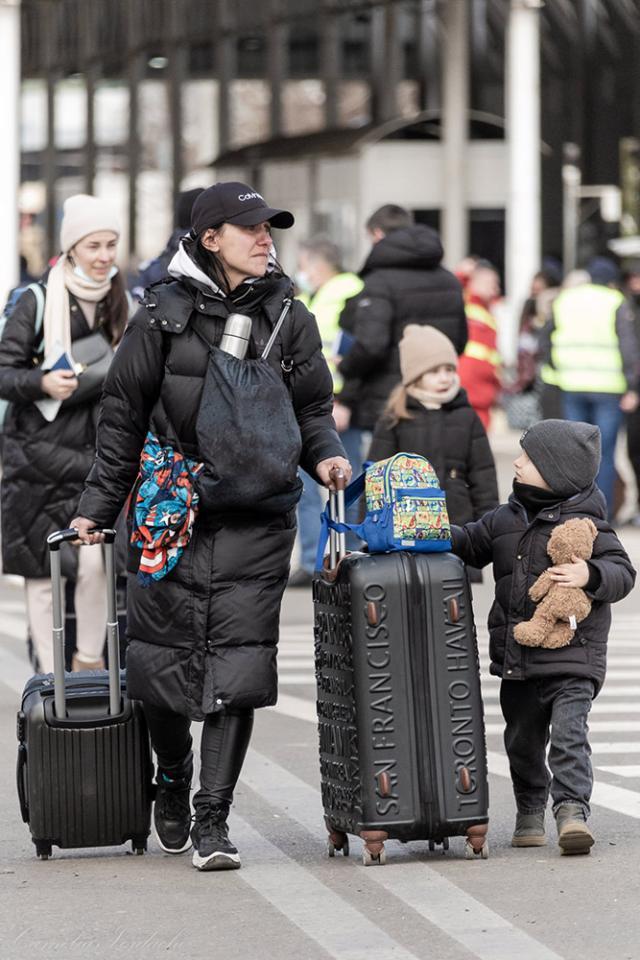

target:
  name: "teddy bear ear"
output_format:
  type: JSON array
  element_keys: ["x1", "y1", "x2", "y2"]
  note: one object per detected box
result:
[{"x1": 586, "y1": 518, "x2": 597, "y2": 539}]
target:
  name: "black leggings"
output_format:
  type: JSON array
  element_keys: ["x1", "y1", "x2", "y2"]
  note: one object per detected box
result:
[{"x1": 144, "y1": 703, "x2": 254, "y2": 813}]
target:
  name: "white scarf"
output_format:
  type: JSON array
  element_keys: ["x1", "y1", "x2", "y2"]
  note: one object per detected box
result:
[
  {"x1": 43, "y1": 257, "x2": 114, "y2": 360},
  {"x1": 407, "y1": 374, "x2": 461, "y2": 410}
]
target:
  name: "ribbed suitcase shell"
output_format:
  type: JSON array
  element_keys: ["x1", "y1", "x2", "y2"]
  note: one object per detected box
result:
[
  {"x1": 313, "y1": 551, "x2": 489, "y2": 856},
  {"x1": 17, "y1": 673, "x2": 153, "y2": 858}
]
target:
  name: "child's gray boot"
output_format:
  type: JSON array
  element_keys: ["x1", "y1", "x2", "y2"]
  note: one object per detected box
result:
[
  {"x1": 511, "y1": 811, "x2": 546, "y2": 847},
  {"x1": 555, "y1": 803, "x2": 594, "y2": 856}
]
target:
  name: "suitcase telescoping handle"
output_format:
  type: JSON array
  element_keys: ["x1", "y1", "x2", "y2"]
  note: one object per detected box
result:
[
  {"x1": 46, "y1": 528, "x2": 119, "y2": 720},
  {"x1": 328, "y1": 467, "x2": 347, "y2": 569}
]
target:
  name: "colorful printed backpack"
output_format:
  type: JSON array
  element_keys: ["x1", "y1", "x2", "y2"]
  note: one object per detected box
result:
[{"x1": 316, "y1": 453, "x2": 451, "y2": 568}]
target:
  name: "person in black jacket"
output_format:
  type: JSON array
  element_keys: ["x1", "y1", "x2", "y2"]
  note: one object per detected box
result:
[
  {"x1": 452, "y1": 419, "x2": 635, "y2": 855},
  {"x1": 368, "y1": 324, "x2": 498, "y2": 536},
  {"x1": 130, "y1": 187, "x2": 204, "y2": 301},
  {"x1": 0, "y1": 194, "x2": 128, "y2": 674},
  {"x1": 334, "y1": 204, "x2": 467, "y2": 435},
  {"x1": 71, "y1": 182, "x2": 351, "y2": 872}
]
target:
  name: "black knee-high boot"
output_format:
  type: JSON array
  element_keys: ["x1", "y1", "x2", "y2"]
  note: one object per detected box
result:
[{"x1": 194, "y1": 708, "x2": 254, "y2": 814}]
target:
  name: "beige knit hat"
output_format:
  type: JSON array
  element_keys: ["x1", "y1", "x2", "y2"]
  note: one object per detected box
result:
[
  {"x1": 399, "y1": 324, "x2": 458, "y2": 386},
  {"x1": 60, "y1": 194, "x2": 120, "y2": 253}
]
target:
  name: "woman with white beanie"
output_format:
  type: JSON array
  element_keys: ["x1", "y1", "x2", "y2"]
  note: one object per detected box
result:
[{"x1": 0, "y1": 194, "x2": 128, "y2": 672}]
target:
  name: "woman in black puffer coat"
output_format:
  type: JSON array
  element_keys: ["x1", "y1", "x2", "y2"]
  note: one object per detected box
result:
[
  {"x1": 368, "y1": 324, "x2": 498, "y2": 530},
  {"x1": 72, "y1": 182, "x2": 350, "y2": 872},
  {"x1": 0, "y1": 194, "x2": 128, "y2": 673}
]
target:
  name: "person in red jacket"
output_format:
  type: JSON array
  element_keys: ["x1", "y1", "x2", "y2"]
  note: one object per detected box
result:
[{"x1": 458, "y1": 260, "x2": 501, "y2": 430}]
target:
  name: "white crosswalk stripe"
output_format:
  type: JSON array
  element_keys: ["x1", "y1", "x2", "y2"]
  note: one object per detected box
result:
[
  {"x1": 239, "y1": 749, "x2": 565, "y2": 960},
  {"x1": 275, "y1": 607, "x2": 640, "y2": 808}
]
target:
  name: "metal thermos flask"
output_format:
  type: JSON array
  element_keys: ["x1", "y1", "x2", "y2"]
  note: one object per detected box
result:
[{"x1": 219, "y1": 313, "x2": 252, "y2": 359}]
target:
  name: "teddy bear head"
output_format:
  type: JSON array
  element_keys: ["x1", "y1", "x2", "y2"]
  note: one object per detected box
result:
[{"x1": 546, "y1": 517, "x2": 598, "y2": 564}]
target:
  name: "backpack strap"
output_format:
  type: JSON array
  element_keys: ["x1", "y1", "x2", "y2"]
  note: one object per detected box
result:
[{"x1": 29, "y1": 283, "x2": 45, "y2": 353}]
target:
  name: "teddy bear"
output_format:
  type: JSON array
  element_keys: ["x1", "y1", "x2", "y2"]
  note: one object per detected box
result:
[{"x1": 513, "y1": 517, "x2": 598, "y2": 650}]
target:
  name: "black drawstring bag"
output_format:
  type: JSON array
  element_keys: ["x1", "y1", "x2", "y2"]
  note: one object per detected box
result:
[{"x1": 194, "y1": 298, "x2": 303, "y2": 516}]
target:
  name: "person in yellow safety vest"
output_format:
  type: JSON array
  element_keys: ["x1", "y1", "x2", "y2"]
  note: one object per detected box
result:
[
  {"x1": 289, "y1": 236, "x2": 364, "y2": 586},
  {"x1": 544, "y1": 257, "x2": 640, "y2": 520},
  {"x1": 458, "y1": 261, "x2": 501, "y2": 430},
  {"x1": 538, "y1": 269, "x2": 590, "y2": 419}
]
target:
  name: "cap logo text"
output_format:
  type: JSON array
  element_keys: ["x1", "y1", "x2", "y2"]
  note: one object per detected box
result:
[{"x1": 238, "y1": 192, "x2": 264, "y2": 202}]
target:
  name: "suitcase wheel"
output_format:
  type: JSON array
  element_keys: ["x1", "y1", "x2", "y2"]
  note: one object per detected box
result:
[
  {"x1": 327, "y1": 830, "x2": 349, "y2": 858},
  {"x1": 132, "y1": 839, "x2": 147, "y2": 856},
  {"x1": 464, "y1": 838, "x2": 489, "y2": 860},
  {"x1": 428, "y1": 838, "x2": 449, "y2": 854},
  {"x1": 35, "y1": 841, "x2": 52, "y2": 860},
  {"x1": 362, "y1": 846, "x2": 386, "y2": 866}
]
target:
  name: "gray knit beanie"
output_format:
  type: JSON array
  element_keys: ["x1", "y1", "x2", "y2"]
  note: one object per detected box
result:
[{"x1": 520, "y1": 419, "x2": 601, "y2": 496}]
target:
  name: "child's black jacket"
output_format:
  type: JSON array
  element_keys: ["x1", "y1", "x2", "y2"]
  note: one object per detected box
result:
[
  {"x1": 368, "y1": 390, "x2": 498, "y2": 524},
  {"x1": 452, "y1": 483, "x2": 636, "y2": 691}
]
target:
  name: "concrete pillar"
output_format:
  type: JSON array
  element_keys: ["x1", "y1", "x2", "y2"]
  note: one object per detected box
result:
[
  {"x1": 127, "y1": 5, "x2": 143, "y2": 260},
  {"x1": 321, "y1": 1, "x2": 340, "y2": 128},
  {"x1": 0, "y1": 0, "x2": 21, "y2": 301},
  {"x1": 267, "y1": 0, "x2": 287, "y2": 138},
  {"x1": 418, "y1": 0, "x2": 440, "y2": 111},
  {"x1": 505, "y1": 0, "x2": 542, "y2": 363},
  {"x1": 442, "y1": 0, "x2": 469, "y2": 268},
  {"x1": 168, "y1": 0, "x2": 187, "y2": 211},
  {"x1": 371, "y1": 4, "x2": 401, "y2": 124},
  {"x1": 82, "y1": 1, "x2": 97, "y2": 195},
  {"x1": 216, "y1": 0, "x2": 236, "y2": 154}
]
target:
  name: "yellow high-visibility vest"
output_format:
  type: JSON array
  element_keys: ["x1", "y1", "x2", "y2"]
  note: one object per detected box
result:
[
  {"x1": 550, "y1": 284, "x2": 626, "y2": 394},
  {"x1": 297, "y1": 272, "x2": 363, "y2": 393}
]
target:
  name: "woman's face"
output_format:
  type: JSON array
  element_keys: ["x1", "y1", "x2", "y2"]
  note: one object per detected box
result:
[
  {"x1": 202, "y1": 222, "x2": 273, "y2": 289},
  {"x1": 418, "y1": 363, "x2": 457, "y2": 396},
  {"x1": 71, "y1": 231, "x2": 118, "y2": 283}
]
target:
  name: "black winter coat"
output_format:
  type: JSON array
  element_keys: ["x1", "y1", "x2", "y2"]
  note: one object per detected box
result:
[
  {"x1": 368, "y1": 390, "x2": 498, "y2": 526},
  {"x1": 78, "y1": 273, "x2": 343, "y2": 719},
  {"x1": 452, "y1": 484, "x2": 635, "y2": 690},
  {"x1": 0, "y1": 286, "x2": 111, "y2": 578},
  {"x1": 337, "y1": 225, "x2": 467, "y2": 429}
]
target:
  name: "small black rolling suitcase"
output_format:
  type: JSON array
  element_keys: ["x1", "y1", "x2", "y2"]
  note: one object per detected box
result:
[
  {"x1": 313, "y1": 474, "x2": 489, "y2": 864},
  {"x1": 16, "y1": 529, "x2": 154, "y2": 860}
]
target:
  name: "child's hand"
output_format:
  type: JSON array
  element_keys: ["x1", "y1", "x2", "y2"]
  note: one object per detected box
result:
[{"x1": 548, "y1": 556, "x2": 589, "y2": 588}]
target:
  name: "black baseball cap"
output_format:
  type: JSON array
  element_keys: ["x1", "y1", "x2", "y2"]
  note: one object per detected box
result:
[{"x1": 191, "y1": 181, "x2": 295, "y2": 233}]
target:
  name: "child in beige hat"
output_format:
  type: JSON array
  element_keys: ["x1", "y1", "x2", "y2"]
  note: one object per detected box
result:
[{"x1": 368, "y1": 324, "x2": 499, "y2": 537}]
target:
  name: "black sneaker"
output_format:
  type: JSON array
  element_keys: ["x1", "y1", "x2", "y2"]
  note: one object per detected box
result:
[
  {"x1": 153, "y1": 773, "x2": 192, "y2": 854},
  {"x1": 191, "y1": 806, "x2": 241, "y2": 871}
]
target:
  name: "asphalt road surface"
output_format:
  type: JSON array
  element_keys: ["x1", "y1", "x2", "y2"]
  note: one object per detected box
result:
[{"x1": 1, "y1": 432, "x2": 640, "y2": 960}]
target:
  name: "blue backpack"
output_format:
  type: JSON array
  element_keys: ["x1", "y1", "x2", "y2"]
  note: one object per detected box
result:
[
  {"x1": 316, "y1": 453, "x2": 452, "y2": 569},
  {"x1": 0, "y1": 282, "x2": 46, "y2": 430}
]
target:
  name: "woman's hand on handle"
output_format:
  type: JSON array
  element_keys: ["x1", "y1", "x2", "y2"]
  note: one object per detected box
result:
[
  {"x1": 316, "y1": 456, "x2": 352, "y2": 491},
  {"x1": 69, "y1": 517, "x2": 106, "y2": 546}
]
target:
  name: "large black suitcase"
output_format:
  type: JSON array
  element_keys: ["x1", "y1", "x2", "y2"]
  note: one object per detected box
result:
[
  {"x1": 16, "y1": 529, "x2": 154, "y2": 859},
  {"x1": 313, "y1": 479, "x2": 489, "y2": 864}
]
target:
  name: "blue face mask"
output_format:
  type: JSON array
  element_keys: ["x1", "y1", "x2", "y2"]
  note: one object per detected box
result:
[{"x1": 72, "y1": 263, "x2": 118, "y2": 284}]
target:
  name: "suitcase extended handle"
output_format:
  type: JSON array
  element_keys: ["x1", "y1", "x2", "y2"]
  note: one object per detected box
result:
[
  {"x1": 47, "y1": 527, "x2": 116, "y2": 550},
  {"x1": 47, "y1": 528, "x2": 120, "y2": 721},
  {"x1": 328, "y1": 468, "x2": 347, "y2": 569}
]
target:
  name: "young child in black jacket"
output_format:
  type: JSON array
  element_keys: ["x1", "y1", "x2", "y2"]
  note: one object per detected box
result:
[
  {"x1": 369, "y1": 324, "x2": 499, "y2": 530},
  {"x1": 452, "y1": 419, "x2": 636, "y2": 855}
]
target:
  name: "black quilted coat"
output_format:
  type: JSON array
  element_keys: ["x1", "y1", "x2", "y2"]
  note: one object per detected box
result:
[
  {"x1": 452, "y1": 484, "x2": 635, "y2": 691},
  {"x1": 0, "y1": 287, "x2": 111, "y2": 579},
  {"x1": 367, "y1": 390, "x2": 498, "y2": 525},
  {"x1": 338, "y1": 225, "x2": 467, "y2": 430},
  {"x1": 78, "y1": 272, "x2": 343, "y2": 719}
]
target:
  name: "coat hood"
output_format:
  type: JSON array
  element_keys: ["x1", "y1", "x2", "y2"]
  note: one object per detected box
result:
[{"x1": 362, "y1": 224, "x2": 444, "y2": 275}]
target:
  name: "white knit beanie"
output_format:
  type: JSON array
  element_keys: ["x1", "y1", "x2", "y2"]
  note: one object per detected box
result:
[{"x1": 60, "y1": 194, "x2": 121, "y2": 253}]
